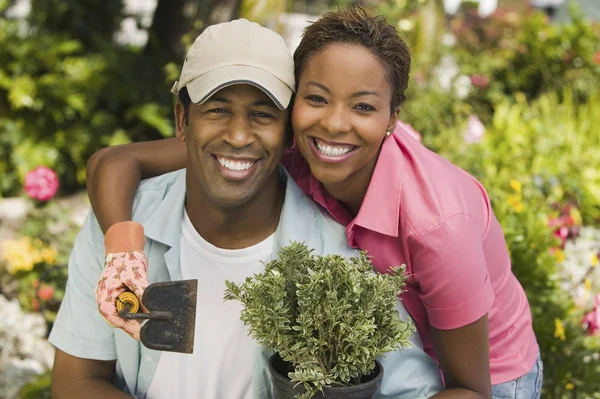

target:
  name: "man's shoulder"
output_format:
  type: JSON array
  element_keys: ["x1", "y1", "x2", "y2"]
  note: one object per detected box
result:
[
  {"x1": 136, "y1": 169, "x2": 185, "y2": 197},
  {"x1": 131, "y1": 169, "x2": 186, "y2": 221},
  {"x1": 280, "y1": 176, "x2": 355, "y2": 258}
]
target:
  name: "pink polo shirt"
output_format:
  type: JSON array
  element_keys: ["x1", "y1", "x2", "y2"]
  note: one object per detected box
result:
[{"x1": 282, "y1": 122, "x2": 538, "y2": 385}]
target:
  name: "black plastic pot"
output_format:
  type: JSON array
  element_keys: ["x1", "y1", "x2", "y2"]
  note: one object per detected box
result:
[{"x1": 268, "y1": 353, "x2": 383, "y2": 399}]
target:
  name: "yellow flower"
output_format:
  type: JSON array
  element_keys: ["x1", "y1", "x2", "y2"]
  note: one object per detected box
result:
[
  {"x1": 0, "y1": 237, "x2": 57, "y2": 274},
  {"x1": 506, "y1": 194, "x2": 525, "y2": 213},
  {"x1": 553, "y1": 249, "x2": 566, "y2": 263},
  {"x1": 585, "y1": 278, "x2": 592, "y2": 294},
  {"x1": 41, "y1": 247, "x2": 58, "y2": 265},
  {"x1": 554, "y1": 318, "x2": 566, "y2": 341},
  {"x1": 1, "y1": 237, "x2": 36, "y2": 274},
  {"x1": 592, "y1": 252, "x2": 598, "y2": 267},
  {"x1": 566, "y1": 382, "x2": 575, "y2": 390},
  {"x1": 510, "y1": 179, "x2": 522, "y2": 194},
  {"x1": 570, "y1": 207, "x2": 582, "y2": 226}
]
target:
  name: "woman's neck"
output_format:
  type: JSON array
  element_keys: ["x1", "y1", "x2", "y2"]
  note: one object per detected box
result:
[{"x1": 321, "y1": 153, "x2": 379, "y2": 218}]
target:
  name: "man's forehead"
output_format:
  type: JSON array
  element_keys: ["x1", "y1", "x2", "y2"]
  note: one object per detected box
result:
[{"x1": 203, "y1": 84, "x2": 279, "y2": 107}]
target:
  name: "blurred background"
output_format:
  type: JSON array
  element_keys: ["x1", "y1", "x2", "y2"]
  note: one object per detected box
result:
[{"x1": 0, "y1": 0, "x2": 599, "y2": 397}]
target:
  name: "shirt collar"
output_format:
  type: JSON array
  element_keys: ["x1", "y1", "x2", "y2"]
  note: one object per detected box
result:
[
  {"x1": 143, "y1": 167, "x2": 324, "y2": 253},
  {"x1": 305, "y1": 129, "x2": 404, "y2": 237},
  {"x1": 273, "y1": 168, "x2": 326, "y2": 255},
  {"x1": 351, "y1": 132, "x2": 403, "y2": 237},
  {"x1": 144, "y1": 170, "x2": 186, "y2": 249}
]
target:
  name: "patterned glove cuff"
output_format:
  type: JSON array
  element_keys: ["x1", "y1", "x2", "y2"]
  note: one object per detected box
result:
[{"x1": 104, "y1": 221, "x2": 146, "y2": 255}]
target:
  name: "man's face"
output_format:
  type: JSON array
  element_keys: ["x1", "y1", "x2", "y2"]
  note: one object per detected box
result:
[{"x1": 175, "y1": 84, "x2": 288, "y2": 208}]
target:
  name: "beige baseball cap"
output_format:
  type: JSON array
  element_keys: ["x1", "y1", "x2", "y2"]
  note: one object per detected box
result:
[{"x1": 171, "y1": 19, "x2": 295, "y2": 110}]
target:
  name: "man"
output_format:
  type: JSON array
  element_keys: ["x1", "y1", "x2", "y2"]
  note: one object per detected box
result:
[{"x1": 49, "y1": 19, "x2": 443, "y2": 399}]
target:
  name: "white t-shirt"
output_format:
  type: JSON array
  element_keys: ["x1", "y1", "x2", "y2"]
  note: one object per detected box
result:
[{"x1": 145, "y1": 211, "x2": 274, "y2": 399}]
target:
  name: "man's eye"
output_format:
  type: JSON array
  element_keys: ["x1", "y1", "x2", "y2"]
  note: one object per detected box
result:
[
  {"x1": 355, "y1": 103, "x2": 376, "y2": 112},
  {"x1": 208, "y1": 108, "x2": 228, "y2": 114},
  {"x1": 252, "y1": 112, "x2": 274, "y2": 119}
]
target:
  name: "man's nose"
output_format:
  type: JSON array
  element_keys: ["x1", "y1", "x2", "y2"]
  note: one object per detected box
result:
[
  {"x1": 225, "y1": 114, "x2": 256, "y2": 148},
  {"x1": 319, "y1": 104, "x2": 351, "y2": 135}
]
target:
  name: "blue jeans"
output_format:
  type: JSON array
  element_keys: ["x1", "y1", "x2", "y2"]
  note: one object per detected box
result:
[{"x1": 491, "y1": 354, "x2": 543, "y2": 399}]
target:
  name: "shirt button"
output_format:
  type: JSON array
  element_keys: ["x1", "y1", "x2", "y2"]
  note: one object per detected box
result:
[{"x1": 146, "y1": 355, "x2": 154, "y2": 362}]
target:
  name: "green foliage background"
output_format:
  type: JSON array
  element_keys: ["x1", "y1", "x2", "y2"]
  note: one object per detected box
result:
[
  {"x1": 1, "y1": 0, "x2": 600, "y2": 397},
  {"x1": 0, "y1": 0, "x2": 174, "y2": 196}
]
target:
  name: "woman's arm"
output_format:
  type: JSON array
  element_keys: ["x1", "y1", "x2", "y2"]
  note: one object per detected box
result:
[
  {"x1": 411, "y1": 214, "x2": 494, "y2": 398},
  {"x1": 429, "y1": 315, "x2": 492, "y2": 398},
  {"x1": 86, "y1": 138, "x2": 186, "y2": 233}
]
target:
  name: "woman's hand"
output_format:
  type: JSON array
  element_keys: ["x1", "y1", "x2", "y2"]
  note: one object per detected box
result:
[{"x1": 95, "y1": 222, "x2": 149, "y2": 340}]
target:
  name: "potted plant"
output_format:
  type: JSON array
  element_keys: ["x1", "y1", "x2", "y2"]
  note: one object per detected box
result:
[{"x1": 224, "y1": 242, "x2": 414, "y2": 399}]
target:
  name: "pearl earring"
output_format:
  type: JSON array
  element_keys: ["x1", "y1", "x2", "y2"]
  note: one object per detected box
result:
[{"x1": 385, "y1": 131, "x2": 391, "y2": 137}]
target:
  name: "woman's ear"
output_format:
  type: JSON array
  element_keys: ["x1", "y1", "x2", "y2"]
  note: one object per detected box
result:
[
  {"x1": 174, "y1": 102, "x2": 187, "y2": 143},
  {"x1": 387, "y1": 106, "x2": 400, "y2": 133}
]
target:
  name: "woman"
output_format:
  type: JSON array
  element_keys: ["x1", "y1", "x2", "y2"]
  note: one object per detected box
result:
[{"x1": 87, "y1": 7, "x2": 542, "y2": 398}]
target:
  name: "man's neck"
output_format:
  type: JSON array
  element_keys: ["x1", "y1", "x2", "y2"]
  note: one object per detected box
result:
[{"x1": 184, "y1": 173, "x2": 285, "y2": 250}]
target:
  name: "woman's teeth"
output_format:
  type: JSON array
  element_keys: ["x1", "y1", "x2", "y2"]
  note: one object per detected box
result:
[
  {"x1": 314, "y1": 138, "x2": 354, "y2": 157},
  {"x1": 217, "y1": 157, "x2": 254, "y2": 171}
]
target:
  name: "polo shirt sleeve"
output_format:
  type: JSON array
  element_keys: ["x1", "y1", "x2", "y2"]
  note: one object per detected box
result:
[
  {"x1": 48, "y1": 211, "x2": 117, "y2": 360},
  {"x1": 411, "y1": 213, "x2": 495, "y2": 330}
]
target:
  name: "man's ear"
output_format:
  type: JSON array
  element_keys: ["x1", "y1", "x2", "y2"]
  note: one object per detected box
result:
[
  {"x1": 174, "y1": 102, "x2": 187, "y2": 142},
  {"x1": 387, "y1": 107, "x2": 400, "y2": 133}
]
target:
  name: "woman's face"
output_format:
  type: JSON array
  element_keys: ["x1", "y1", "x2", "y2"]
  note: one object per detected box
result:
[{"x1": 292, "y1": 43, "x2": 398, "y2": 189}]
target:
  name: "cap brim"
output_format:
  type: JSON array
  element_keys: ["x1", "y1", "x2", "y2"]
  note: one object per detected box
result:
[{"x1": 185, "y1": 65, "x2": 293, "y2": 110}]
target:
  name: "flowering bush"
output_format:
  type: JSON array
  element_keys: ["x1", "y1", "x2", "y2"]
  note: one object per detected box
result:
[
  {"x1": 0, "y1": 188, "x2": 80, "y2": 327},
  {"x1": 0, "y1": 294, "x2": 54, "y2": 399},
  {"x1": 450, "y1": 6, "x2": 600, "y2": 110},
  {"x1": 425, "y1": 89, "x2": 600, "y2": 397}
]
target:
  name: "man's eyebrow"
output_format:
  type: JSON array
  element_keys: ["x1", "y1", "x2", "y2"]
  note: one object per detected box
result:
[
  {"x1": 306, "y1": 81, "x2": 330, "y2": 93},
  {"x1": 252, "y1": 99, "x2": 278, "y2": 108},
  {"x1": 204, "y1": 97, "x2": 231, "y2": 104}
]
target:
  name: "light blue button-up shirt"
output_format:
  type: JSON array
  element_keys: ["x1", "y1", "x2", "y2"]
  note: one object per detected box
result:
[{"x1": 49, "y1": 169, "x2": 443, "y2": 398}]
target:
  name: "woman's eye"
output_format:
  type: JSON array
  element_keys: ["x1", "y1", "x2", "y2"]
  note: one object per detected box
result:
[
  {"x1": 355, "y1": 103, "x2": 376, "y2": 111},
  {"x1": 306, "y1": 95, "x2": 326, "y2": 103}
]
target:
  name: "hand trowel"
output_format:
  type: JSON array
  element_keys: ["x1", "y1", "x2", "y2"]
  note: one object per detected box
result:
[{"x1": 116, "y1": 279, "x2": 198, "y2": 354}]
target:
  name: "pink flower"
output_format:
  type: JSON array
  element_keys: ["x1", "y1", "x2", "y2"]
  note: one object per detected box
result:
[
  {"x1": 470, "y1": 74, "x2": 489, "y2": 89},
  {"x1": 583, "y1": 295, "x2": 600, "y2": 336},
  {"x1": 553, "y1": 227, "x2": 569, "y2": 247},
  {"x1": 594, "y1": 52, "x2": 600, "y2": 66},
  {"x1": 24, "y1": 166, "x2": 59, "y2": 201},
  {"x1": 31, "y1": 297, "x2": 40, "y2": 311},
  {"x1": 37, "y1": 285, "x2": 55, "y2": 301},
  {"x1": 464, "y1": 115, "x2": 485, "y2": 144},
  {"x1": 397, "y1": 121, "x2": 422, "y2": 142},
  {"x1": 412, "y1": 71, "x2": 425, "y2": 86}
]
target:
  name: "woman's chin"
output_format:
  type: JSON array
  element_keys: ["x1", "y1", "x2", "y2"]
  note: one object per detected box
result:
[{"x1": 311, "y1": 167, "x2": 349, "y2": 189}]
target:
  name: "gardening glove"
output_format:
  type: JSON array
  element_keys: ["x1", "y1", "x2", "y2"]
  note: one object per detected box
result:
[{"x1": 95, "y1": 221, "x2": 149, "y2": 340}]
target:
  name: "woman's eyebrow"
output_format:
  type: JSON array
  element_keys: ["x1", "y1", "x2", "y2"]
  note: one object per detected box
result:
[
  {"x1": 350, "y1": 91, "x2": 380, "y2": 98},
  {"x1": 306, "y1": 81, "x2": 330, "y2": 93}
]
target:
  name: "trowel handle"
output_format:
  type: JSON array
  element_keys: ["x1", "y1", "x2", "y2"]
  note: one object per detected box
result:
[
  {"x1": 116, "y1": 291, "x2": 171, "y2": 321},
  {"x1": 116, "y1": 291, "x2": 140, "y2": 314}
]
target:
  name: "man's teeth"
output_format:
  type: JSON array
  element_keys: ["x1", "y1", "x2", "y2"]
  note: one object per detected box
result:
[
  {"x1": 217, "y1": 157, "x2": 254, "y2": 171},
  {"x1": 315, "y1": 140, "x2": 353, "y2": 157}
]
